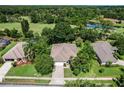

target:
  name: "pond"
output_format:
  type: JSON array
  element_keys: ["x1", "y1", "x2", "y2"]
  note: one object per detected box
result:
[
  {"x1": 86, "y1": 23, "x2": 115, "y2": 30},
  {"x1": 86, "y1": 23, "x2": 103, "y2": 29}
]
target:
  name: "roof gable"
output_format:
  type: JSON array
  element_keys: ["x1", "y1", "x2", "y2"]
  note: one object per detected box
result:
[{"x1": 51, "y1": 43, "x2": 77, "y2": 62}]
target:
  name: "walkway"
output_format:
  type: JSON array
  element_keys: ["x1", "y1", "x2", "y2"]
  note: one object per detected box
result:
[
  {"x1": 64, "y1": 77, "x2": 113, "y2": 80},
  {"x1": 49, "y1": 62, "x2": 64, "y2": 86},
  {"x1": 0, "y1": 62, "x2": 12, "y2": 82},
  {"x1": 5, "y1": 76, "x2": 113, "y2": 81},
  {"x1": 5, "y1": 76, "x2": 51, "y2": 80}
]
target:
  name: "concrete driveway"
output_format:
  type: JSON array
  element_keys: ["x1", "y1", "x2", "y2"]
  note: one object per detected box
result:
[
  {"x1": 49, "y1": 62, "x2": 64, "y2": 86},
  {"x1": 0, "y1": 61, "x2": 13, "y2": 82},
  {"x1": 116, "y1": 60, "x2": 124, "y2": 66}
]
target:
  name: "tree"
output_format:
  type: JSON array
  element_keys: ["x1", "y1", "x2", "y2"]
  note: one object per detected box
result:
[
  {"x1": 0, "y1": 57, "x2": 4, "y2": 64},
  {"x1": 116, "y1": 74, "x2": 124, "y2": 87},
  {"x1": 30, "y1": 11, "x2": 39, "y2": 23},
  {"x1": 25, "y1": 30, "x2": 34, "y2": 38},
  {"x1": 35, "y1": 54, "x2": 54, "y2": 75},
  {"x1": 81, "y1": 29, "x2": 99, "y2": 42},
  {"x1": 21, "y1": 19, "x2": 29, "y2": 37},
  {"x1": 42, "y1": 22, "x2": 75, "y2": 44},
  {"x1": 73, "y1": 69, "x2": 80, "y2": 76},
  {"x1": 4, "y1": 28, "x2": 22, "y2": 38},
  {"x1": 105, "y1": 61, "x2": 112, "y2": 67},
  {"x1": 70, "y1": 41, "x2": 95, "y2": 74},
  {"x1": 65, "y1": 79, "x2": 96, "y2": 87},
  {"x1": 75, "y1": 37, "x2": 83, "y2": 47},
  {"x1": 24, "y1": 36, "x2": 49, "y2": 62},
  {"x1": 0, "y1": 13, "x2": 7, "y2": 23}
]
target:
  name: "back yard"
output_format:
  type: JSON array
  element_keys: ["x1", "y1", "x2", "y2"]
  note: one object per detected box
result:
[{"x1": 0, "y1": 23, "x2": 55, "y2": 34}]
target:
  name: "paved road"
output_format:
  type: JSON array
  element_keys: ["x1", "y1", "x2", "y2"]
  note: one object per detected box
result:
[
  {"x1": 49, "y1": 62, "x2": 64, "y2": 86},
  {"x1": 0, "y1": 62, "x2": 12, "y2": 82}
]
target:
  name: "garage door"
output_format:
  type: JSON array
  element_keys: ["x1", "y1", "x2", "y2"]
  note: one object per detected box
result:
[{"x1": 55, "y1": 62, "x2": 64, "y2": 66}]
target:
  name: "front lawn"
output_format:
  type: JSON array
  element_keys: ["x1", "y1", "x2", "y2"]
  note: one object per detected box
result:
[
  {"x1": 65, "y1": 80, "x2": 117, "y2": 87},
  {"x1": 64, "y1": 60, "x2": 124, "y2": 78},
  {"x1": 6, "y1": 64, "x2": 52, "y2": 77},
  {"x1": 3, "y1": 78, "x2": 50, "y2": 85}
]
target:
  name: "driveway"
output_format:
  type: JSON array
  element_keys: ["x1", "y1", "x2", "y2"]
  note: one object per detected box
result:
[
  {"x1": 0, "y1": 61, "x2": 13, "y2": 82},
  {"x1": 49, "y1": 62, "x2": 64, "y2": 86},
  {"x1": 116, "y1": 60, "x2": 124, "y2": 66}
]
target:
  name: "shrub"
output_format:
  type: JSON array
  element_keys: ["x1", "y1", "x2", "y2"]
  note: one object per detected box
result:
[
  {"x1": 75, "y1": 37, "x2": 83, "y2": 47},
  {"x1": 0, "y1": 57, "x2": 4, "y2": 64},
  {"x1": 105, "y1": 61, "x2": 112, "y2": 67},
  {"x1": 12, "y1": 62, "x2": 17, "y2": 67},
  {"x1": 99, "y1": 68, "x2": 104, "y2": 73},
  {"x1": 73, "y1": 69, "x2": 80, "y2": 76},
  {"x1": 35, "y1": 54, "x2": 54, "y2": 75}
]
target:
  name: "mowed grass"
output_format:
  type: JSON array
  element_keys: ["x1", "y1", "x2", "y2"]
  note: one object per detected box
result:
[
  {"x1": 3, "y1": 79, "x2": 50, "y2": 84},
  {"x1": 65, "y1": 80, "x2": 117, "y2": 87},
  {"x1": 0, "y1": 42, "x2": 17, "y2": 57},
  {"x1": 64, "y1": 60, "x2": 124, "y2": 78},
  {"x1": 6, "y1": 64, "x2": 52, "y2": 77},
  {"x1": 0, "y1": 64, "x2": 3, "y2": 67},
  {"x1": 0, "y1": 23, "x2": 55, "y2": 34}
]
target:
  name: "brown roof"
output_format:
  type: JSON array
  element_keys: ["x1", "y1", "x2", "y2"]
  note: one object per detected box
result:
[
  {"x1": 51, "y1": 43, "x2": 77, "y2": 62},
  {"x1": 92, "y1": 41, "x2": 117, "y2": 64}
]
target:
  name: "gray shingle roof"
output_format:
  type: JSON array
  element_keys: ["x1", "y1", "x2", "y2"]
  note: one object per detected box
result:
[
  {"x1": 51, "y1": 43, "x2": 77, "y2": 62},
  {"x1": 92, "y1": 41, "x2": 117, "y2": 64},
  {"x1": 2, "y1": 42, "x2": 25, "y2": 61}
]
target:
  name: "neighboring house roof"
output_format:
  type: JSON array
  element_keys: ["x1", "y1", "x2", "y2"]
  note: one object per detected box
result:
[
  {"x1": 51, "y1": 43, "x2": 77, "y2": 62},
  {"x1": 2, "y1": 42, "x2": 25, "y2": 60},
  {"x1": 92, "y1": 41, "x2": 117, "y2": 64},
  {"x1": 0, "y1": 38, "x2": 10, "y2": 48}
]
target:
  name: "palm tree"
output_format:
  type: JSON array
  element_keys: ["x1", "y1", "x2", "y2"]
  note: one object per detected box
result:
[{"x1": 23, "y1": 41, "x2": 35, "y2": 62}]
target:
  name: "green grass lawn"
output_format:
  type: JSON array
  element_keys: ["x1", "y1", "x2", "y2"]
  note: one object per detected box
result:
[
  {"x1": 64, "y1": 60, "x2": 124, "y2": 78},
  {"x1": 65, "y1": 80, "x2": 117, "y2": 87},
  {"x1": 0, "y1": 23, "x2": 55, "y2": 34},
  {"x1": 0, "y1": 63, "x2": 3, "y2": 67},
  {"x1": 6, "y1": 64, "x2": 52, "y2": 77},
  {"x1": 0, "y1": 42, "x2": 17, "y2": 57},
  {"x1": 3, "y1": 78, "x2": 50, "y2": 85}
]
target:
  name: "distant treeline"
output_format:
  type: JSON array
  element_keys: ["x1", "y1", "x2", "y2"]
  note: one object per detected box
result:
[{"x1": 0, "y1": 6, "x2": 124, "y2": 24}]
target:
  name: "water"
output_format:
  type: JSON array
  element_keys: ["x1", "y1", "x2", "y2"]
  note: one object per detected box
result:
[{"x1": 86, "y1": 24, "x2": 102, "y2": 29}]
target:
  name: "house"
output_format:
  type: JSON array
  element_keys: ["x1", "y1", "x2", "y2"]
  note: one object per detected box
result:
[
  {"x1": 2, "y1": 42, "x2": 26, "y2": 62},
  {"x1": 51, "y1": 43, "x2": 77, "y2": 63},
  {"x1": 92, "y1": 41, "x2": 117, "y2": 65}
]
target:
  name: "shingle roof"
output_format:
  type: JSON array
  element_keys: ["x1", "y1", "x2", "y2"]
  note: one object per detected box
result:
[
  {"x1": 92, "y1": 41, "x2": 117, "y2": 64},
  {"x1": 2, "y1": 42, "x2": 25, "y2": 60},
  {"x1": 51, "y1": 43, "x2": 77, "y2": 62}
]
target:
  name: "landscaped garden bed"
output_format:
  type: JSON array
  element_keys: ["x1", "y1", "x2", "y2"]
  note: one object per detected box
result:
[
  {"x1": 6, "y1": 64, "x2": 52, "y2": 77},
  {"x1": 64, "y1": 60, "x2": 124, "y2": 78}
]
